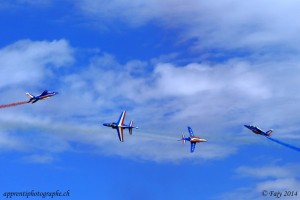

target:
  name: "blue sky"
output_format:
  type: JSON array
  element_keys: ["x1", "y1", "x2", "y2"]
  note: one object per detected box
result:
[{"x1": 1, "y1": 0, "x2": 300, "y2": 199}]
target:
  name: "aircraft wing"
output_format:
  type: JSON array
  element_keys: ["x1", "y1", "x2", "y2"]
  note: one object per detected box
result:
[
  {"x1": 253, "y1": 126, "x2": 263, "y2": 134},
  {"x1": 117, "y1": 111, "x2": 126, "y2": 126},
  {"x1": 116, "y1": 127, "x2": 124, "y2": 142},
  {"x1": 190, "y1": 142, "x2": 196, "y2": 153},
  {"x1": 41, "y1": 90, "x2": 48, "y2": 96},
  {"x1": 245, "y1": 125, "x2": 263, "y2": 134},
  {"x1": 188, "y1": 127, "x2": 194, "y2": 137},
  {"x1": 32, "y1": 99, "x2": 39, "y2": 103}
]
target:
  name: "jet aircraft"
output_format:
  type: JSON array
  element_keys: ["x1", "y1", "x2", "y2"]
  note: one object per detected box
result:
[
  {"x1": 26, "y1": 90, "x2": 58, "y2": 104},
  {"x1": 103, "y1": 111, "x2": 138, "y2": 142},
  {"x1": 178, "y1": 127, "x2": 207, "y2": 153},
  {"x1": 244, "y1": 125, "x2": 273, "y2": 137}
]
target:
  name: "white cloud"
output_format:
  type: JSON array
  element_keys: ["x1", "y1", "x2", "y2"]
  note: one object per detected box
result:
[
  {"x1": 0, "y1": 39, "x2": 73, "y2": 89},
  {"x1": 76, "y1": 0, "x2": 300, "y2": 52},
  {"x1": 236, "y1": 166, "x2": 294, "y2": 179},
  {"x1": 153, "y1": 62, "x2": 270, "y2": 98},
  {"x1": 0, "y1": 131, "x2": 26, "y2": 151},
  {"x1": 22, "y1": 154, "x2": 55, "y2": 164}
]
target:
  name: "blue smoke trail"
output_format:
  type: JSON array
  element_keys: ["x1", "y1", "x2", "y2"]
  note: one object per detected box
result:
[{"x1": 267, "y1": 137, "x2": 300, "y2": 152}]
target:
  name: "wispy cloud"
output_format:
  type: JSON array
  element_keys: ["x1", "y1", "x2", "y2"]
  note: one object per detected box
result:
[
  {"x1": 0, "y1": 0, "x2": 53, "y2": 9},
  {"x1": 216, "y1": 164, "x2": 300, "y2": 200},
  {"x1": 22, "y1": 154, "x2": 55, "y2": 164},
  {"x1": 0, "y1": 131, "x2": 26, "y2": 151}
]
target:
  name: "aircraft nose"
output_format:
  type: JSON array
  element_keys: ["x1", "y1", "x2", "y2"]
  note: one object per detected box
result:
[{"x1": 103, "y1": 123, "x2": 108, "y2": 126}]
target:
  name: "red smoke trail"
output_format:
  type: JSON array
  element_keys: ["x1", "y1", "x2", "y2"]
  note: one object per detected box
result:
[{"x1": 0, "y1": 101, "x2": 28, "y2": 109}]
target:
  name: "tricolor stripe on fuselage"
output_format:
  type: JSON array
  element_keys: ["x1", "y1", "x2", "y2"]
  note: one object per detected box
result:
[{"x1": 40, "y1": 94, "x2": 55, "y2": 99}]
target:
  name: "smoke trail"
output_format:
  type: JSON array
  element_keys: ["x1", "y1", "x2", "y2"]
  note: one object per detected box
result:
[
  {"x1": 135, "y1": 131, "x2": 178, "y2": 141},
  {"x1": 0, "y1": 101, "x2": 28, "y2": 109},
  {"x1": 267, "y1": 137, "x2": 300, "y2": 152}
]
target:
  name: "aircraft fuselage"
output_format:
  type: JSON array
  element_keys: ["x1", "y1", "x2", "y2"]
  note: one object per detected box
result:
[
  {"x1": 103, "y1": 123, "x2": 118, "y2": 129},
  {"x1": 189, "y1": 136, "x2": 207, "y2": 143},
  {"x1": 103, "y1": 123, "x2": 131, "y2": 129},
  {"x1": 244, "y1": 125, "x2": 272, "y2": 137}
]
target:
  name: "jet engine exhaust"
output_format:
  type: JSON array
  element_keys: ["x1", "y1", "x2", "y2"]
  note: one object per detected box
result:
[
  {"x1": 0, "y1": 101, "x2": 28, "y2": 109},
  {"x1": 267, "y1": 137, "x2": 300, "y2": 152}
]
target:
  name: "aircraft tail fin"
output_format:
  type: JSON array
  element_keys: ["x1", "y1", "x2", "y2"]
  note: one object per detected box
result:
[
  {"x1": 26, "y1": 92, "x2": 34, "y2": 103},
  {"x1": 129, "y1": 120, "x2": 133, "y2": 135},
  {"x1": 266, "y1": 130, "x2": 273, "y2": 136},
  {"x1": 26, "y1": 92, "x2": 34, "y2": 99}
]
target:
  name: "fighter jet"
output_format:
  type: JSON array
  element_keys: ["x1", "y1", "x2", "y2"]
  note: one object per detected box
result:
[
  {"x1": 178, "y1": 127, "x2": 207, "y2": 153},
  {"x1": 26, "y1": 90, "x2": 58, "y2": 104},
  {"x1": 103, "y1": 111, "x2": 138, "y2": 142},
  {"x1": 244, "y1": 125, "x2": 273, "y2": 137}
]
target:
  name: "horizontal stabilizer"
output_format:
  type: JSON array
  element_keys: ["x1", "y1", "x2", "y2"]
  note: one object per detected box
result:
[{"x1": 129, "y1": 120, "x2": 137, "y2": 135}]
